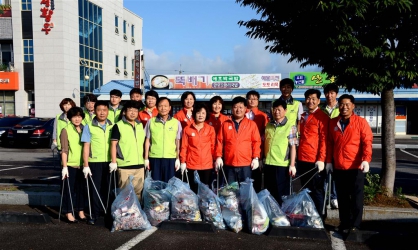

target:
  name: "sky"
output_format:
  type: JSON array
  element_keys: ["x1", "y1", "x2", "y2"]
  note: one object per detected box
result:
[{"x1": 123, "y1": 0, "x2": 321, "y2": 77}]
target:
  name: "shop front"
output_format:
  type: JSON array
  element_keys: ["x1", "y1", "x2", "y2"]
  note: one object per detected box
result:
[{"x1": 0, "y1": 71, "x2": 18, "y2": 117}]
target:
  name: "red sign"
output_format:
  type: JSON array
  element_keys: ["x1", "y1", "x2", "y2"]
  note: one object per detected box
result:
[
  {"x1": 40, "y1": 0, "x2": 55, "y2": 35},
  {"x1": 134, "y1": 50, "x2": 142, "y2": 88}
]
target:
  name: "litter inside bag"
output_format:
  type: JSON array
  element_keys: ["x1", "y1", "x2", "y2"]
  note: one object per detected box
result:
[
  {"x1": 239, "y1": 178, "x2": 269, "y2": 234},
  {"x1": 143, "y1": 173, "x2": 171, "y2": 226},
  {"x1": 194, "y1": 171, "x2": 225, "y2": 229},
  {"x1": 111, "y1": 176, "x2": 151, "y2": 232},
  {"x1": 281, "y1": 189, "x2": 324, "y2": 228},
  {"x1": 218, "y1": 182, "x2": 242, "y2": 233},
  {"x1": 257, "y1": 189, "x2": 290, "y2": 227},
  {"x1": 167, "y1": 176, "x2": 201, "y2": 221}
]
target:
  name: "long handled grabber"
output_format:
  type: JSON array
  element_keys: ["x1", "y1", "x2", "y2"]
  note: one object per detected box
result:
[
  {"x1": 86, "y1": 176, "x2": 92, "y2": 219},
  {"x1": 89, "y1": 175, "x2": 106, "y2": 213},
  {"x1": 58, "y1": 179, "x2": 64, "y2": 222},
  {"x1": 58, "y1": 177, "x2": 75, "y2": 222},
  {"x1": 106, "y1": 171, "x2": 117, "y2": 211},
  {"x1": 327, "y1": 173, "x2": 332, "y2": 209},
  {"x1": 322, "y1": 172, "x2": 331, "y2": 215}
]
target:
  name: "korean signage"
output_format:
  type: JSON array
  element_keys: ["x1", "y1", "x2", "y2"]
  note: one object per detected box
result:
[
  {"x1": 289, "y1": 72, "x2": 335, "y2": 89},
  {"x1": 0, "y1": 72, "x2": 19, "y2": 90},
  {"x1": 150, "y1": 74, "x2": 281, "y2": 89},
  {"x1": 40, "y1": 0, "x2": 55, "y2": 35},
  {"x1": 134, "y1": 50, "x2": 142, "y2": 88}
]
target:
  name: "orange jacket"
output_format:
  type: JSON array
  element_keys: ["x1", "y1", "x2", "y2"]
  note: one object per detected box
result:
[
  {"x1": 298, "y1": 108, "x2": 329, "y2": 163},
  {"x1": 327, "y1": 114, "x2": 373, "y2": 170},
  {"x1": 246, "y1": 108, "x2": 269, "y2": 137},
  {"x1": 216, "y1": 118, "x2": 261, "y2": 167},
  {"x1": 174, "y1": 108, "x2": 194, "y2": 129},
  {"x1": 180, "y1": 123, "x2": 215, "y2": 170},
  {"x1": 206, "y1": 113, "x2": 230, "y2": 135},
  {"x1": 138, "y1": 108, "x2": 159, "y2": 128}
]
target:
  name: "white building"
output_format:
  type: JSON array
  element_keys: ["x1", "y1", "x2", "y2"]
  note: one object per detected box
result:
[{"x1": 0, "y1": 0, "x2": 142, "y2": 117}]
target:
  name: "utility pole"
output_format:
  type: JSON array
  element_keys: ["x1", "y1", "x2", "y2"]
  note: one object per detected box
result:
[{"x1": 176, "y1": 64, "x2": 184, "y2": 75}]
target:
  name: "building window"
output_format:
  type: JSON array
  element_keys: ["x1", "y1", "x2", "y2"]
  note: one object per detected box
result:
[
  {"x1": 123, "y1": 20, "x2": 126, "y2": 34},
  {"x1": 123, "y1": 56, "x2": 127, "y2": 70},
  {"x1": 131, "y1": 25, "x2": 134, "y2": 37},
  {"x1": 23, "y1": 39, "x2": 34, "y2": 62},
  {"x1": 22, "y1": 0, "x2": 32, "y2": 11},
  {"x1": 115, "y1": 55, "x2": 119, "y2": 68},
  {"x1": 115, "y1": 15, "x2": 118, "y2": 27}
]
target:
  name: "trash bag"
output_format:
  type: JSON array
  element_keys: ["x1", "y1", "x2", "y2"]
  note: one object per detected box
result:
[
  {"x1": 111, "y1": 176, "x2": 151, "y2": 232},
  {"x1": 239, "y1": 178, "x2": 269, "y2": 235},
  {"x1": 257, "y1": 189, "x2": 290, "y2": 227},
  {"x1": 143, "y1": 173, "x2": 171, "y2": 226},
  {"x1": 218, "y1": 181, "x2": 242, "y2": 233},
  {"x1": 281, "y1": 189, "x2": 324, "y2": 228},
  {"x1": 194, "y1": 171, "x2": 225, "y2": 229},
  {"x1": 167, "y1": 176, "x2": 201, "y2": 221}
]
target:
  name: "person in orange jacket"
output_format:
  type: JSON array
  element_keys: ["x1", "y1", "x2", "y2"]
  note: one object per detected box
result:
[
  {"x1": 138, "y1": 90, "x2": 159, "y2": 128},
  {"x1": 298, "y1": 89, "x2": 329, "y2": 220},
  {"x1": 180, "y1": 103, "x2": 216, "y2": 193},
  {"x1": 215, "y1": 96, "x2": 261, "y2": 184},
  {"x1": 174, "y1": 91, "x2": 195, "y2": 129},
  {"x1": 326, "y1": 94, "x2": 373, "y2": 233},
  {"x1": 206, "y1": 96, "x2": 229, "y2": 135}
]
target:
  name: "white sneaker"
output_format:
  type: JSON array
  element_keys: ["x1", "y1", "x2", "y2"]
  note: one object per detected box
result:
[{"x1": 331, "y1": 199, "x2": 338, "y2": 209}]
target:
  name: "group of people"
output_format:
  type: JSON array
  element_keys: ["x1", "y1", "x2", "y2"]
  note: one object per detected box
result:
[{"x1": 52, "y1": 78, "x2": 373, "y2": 234}]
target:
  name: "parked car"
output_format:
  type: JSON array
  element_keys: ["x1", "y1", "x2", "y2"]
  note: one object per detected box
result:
[
  {"x1": 0, "y1": 116, "x2": 31, "y2": 146},
  {"x1": 7, "y1": 117, "x2": 55, "y2": 148}
]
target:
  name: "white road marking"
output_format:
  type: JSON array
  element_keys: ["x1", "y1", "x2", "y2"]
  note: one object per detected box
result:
[
  {"x1": 40, "y1": 176, "x2": 59, "y2": 180},
  {"x1": 116, "y1": 226, "x2": 158, "y2": 250},
  {"x1": 0, "y1": 165, "x2": 34, "y2": 172},
  {"x1": 330, "y1": 231, "x2": 346, "y2": 250}
]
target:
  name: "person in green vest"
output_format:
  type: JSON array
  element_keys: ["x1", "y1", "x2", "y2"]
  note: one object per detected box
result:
[
  {"x1": 264, "y1": 99, "x2": 298, "y2": 205},
  {"x1": 60, "y1": 107, "x2": 87, "y2": 223},
  {"x1": 51, "y1": 98, "x2": 76, "y2": 151},
  {"x1": 82, "y1": 93, "x2": 97, "y2": 125},
  {"x1": 144, "y1": 97, "x2": 182, "y2": 182},
  {"x1": 107, "y1": 89, "x2": 123, "y2": 123},
  {"x1": 110, "y1": 100, "x2": 145, "y2": 201},
  {"x1": 321, "y1": 83, "x2": 340, "y2": 209},
  {"x1": 277, "y1": 78, "x2": 303, "y2": 129},
  {"x1": 81, "y1": 100, "x2": 113, "y2": 225}
]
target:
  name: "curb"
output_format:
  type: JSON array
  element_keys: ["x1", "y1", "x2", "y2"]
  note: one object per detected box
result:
[
  {"x1": 327, "y1": 206, "x2": 418, "y2": 222},
  {"x1": 0, "y1": 191, "x2": 60, "y2": 206}
]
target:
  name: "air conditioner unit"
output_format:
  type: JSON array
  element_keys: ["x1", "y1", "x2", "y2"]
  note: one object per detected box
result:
[
  {"x1": 115, "y1": 27, "x2": 119, "y2": 34},
  {"x1": 124, "y1": 70, "x2": 128, "y2": 76},
  {"x1": 123, "y1": 34, "x2": 128, "y2": 41},
  {"x1": 116, "y1": 68, "x2": 120, "y2": 74},
  {"x1": 131, "y1": 38, "x2": 135, "y2": 44}
]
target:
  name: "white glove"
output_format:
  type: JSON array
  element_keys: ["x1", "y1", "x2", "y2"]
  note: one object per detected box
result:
[
  {"x1": 315, "y1": 161, "x2": 325, "y2": 172},
  {"x1": 215, "y1": 157, "x2": 223, "y2": 170},
  {"x1": 251, "y1": 158, "x2": 259, "y2": 170},
  {"x1": 51, "y1": 142, "x2": 57, "y2": 150},
  {"x1": 360, "y1": 161, "x2": 370, "y2": 173},
  {"x1": 83, "y1": 166, "x2": 92, "y2": 178},
  {"x1": 109, "y1": 162, "x2": 117, "y2": 173},
  {"x1": 144, "y1": 159, "x2": 150, "y2": 170},
  {"x1": 175, "y1": 159, "x2": 180, "y2": 172},
  {"x1": 61, "y1": 167, "x2": 69, "y2": 180},
  {"x1": 326, "y1": 163, "x2": 333, "y2": 173},
  {"x1": 180, "y1": 163, "x2": 187, "y2": 174},
  {"x1": 289, "y1": 166, "x2": 296, "y2": 177}
]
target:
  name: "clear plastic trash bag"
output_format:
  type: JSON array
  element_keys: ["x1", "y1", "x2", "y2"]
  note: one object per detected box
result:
[
  {"x1": 257, "y1": 189, "x2": 290, "y2": 227},
  {"x1": 218, "y1": 181, "x2": 242, "y2": 233},
  {"x1": 167, "y1": 176, "x2": 201, "y2": 221},
  {"x1": 143, "y1": 172, "x2": 171, "y2": 226}
]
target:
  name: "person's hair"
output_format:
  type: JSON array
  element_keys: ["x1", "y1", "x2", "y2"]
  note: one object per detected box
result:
[
  {"x1": 280, "y1": 78, "x2": 295, "y2": 90},
  {"x1": 59, "y1": 98, "x2": 76, "y2": 112},
  {"x1": 180, "y1": 91, "x2": 196, "y2": 107},
  {"x1": 209, "y1": 96, "x2": 224, "y2": 112},
  {"x1": 304, "y1": 89, "x2": 321, "y2": 99},
  {"x1": 110, "y1": 89, "x2": 122, "y2": 97},
  {"x1": 67, "y1": 107, "x2": 85, "y2": 120},
  {"x1": 129, "y1": 88, "x2": 143, "y2": 96},
  {"x1": 118, "y1": 100, "x2": 141, "y2": 121},
  {"x1": 324, "y1": 83, "x2": 339, "y2": 94},
  {"x1": 192, "y1": 102, "x2": 210, "y2": 121},
  {"x1": 83, "y1": 94, "x2": 97, "y2": 104},
  {"x1": 272, "y1": 99, "x2": 287, "y2": 110},
  {"x1": 338, "y1": 94, "x2": 355, "y2": 104},
  {"x1": 157, "y1": 97, "x2": 171, "y2": 107},
  {"x1": 231, "y1": 96, "x2": 247, "y2": 107},
  {"x1": 246, "y1": 90, "x2": 260, "y2": 100},
  {"x1": 145, "y1": 90, "x2": 159, "y2": 100},
  {"x1": 94, "y1": 100, "x2": 109, "y2": 110}
]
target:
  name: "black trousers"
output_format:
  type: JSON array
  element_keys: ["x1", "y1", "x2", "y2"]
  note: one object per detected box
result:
[
  {"x1": 87, "y1": 162, "x2": 112, "y2": 218},
  {"x1": 61, "y1": 167, "x2": 85, "y2": 214},
  {"x1": 184, "y1": 169, "x2": 212, "y2": 194},
  {"x1": 333, "y1": 169, "x2": 364, "y2": 228},
  {"x1": 264, "y1": 165, "x2": 290, "y2": 205},
  {"x1": 298, "y1": 161, "x2": 326, "y2": 218}
]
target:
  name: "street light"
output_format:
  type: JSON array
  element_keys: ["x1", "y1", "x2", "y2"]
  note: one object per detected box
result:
[{"x1": 84, "y1": 68, "x2": 101, "y2": 92}]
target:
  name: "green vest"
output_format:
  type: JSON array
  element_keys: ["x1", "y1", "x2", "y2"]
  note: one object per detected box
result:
[
  {"x1": 285, "y1": 100, "x2": 301, "y2": 126},
  {"x1": 64, "y1": 124, "x2": 83, "y2": 167},
  {"x1": 88, "y1": 119, "x2": 113, "y2": 162},
  {"x1": 321, "y1": 104, "x2": 340, "y2": 118},
  {"x1": 56, "y1": 113, "x2": 70, "y2": 150},
  {"x1": 107, "y1": 105, "x2": 123, "y2": 124},
  {"x1": 82, "y1": 109, "x2": 95, "y2": 126},
  {"x1": 149, "y1": 117, "x2": 179, "y2": 158},
  {"x1": 115, "y1": 119, "x2": 145, "y2": 167},
  {"x1": 264, "y1": 120, "x2": 293, "y2": 167}
]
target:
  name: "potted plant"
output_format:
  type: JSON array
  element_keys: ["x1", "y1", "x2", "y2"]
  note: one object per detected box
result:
[{"x1": 0, "y1": 4, "x2": 12, "y2": 17}]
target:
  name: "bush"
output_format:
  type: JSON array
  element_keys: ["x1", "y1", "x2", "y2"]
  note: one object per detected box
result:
[{"x1": 364, "y1": 173, "x2": 383, "y2": 203}]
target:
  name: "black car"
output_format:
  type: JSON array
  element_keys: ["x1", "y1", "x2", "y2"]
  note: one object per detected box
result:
[
  {"x1": 7, "y1": 117, "x2": 55, "y2": 147},
  {"x1": 0, "y1": 116, "x2": 31, "y2": 146}
]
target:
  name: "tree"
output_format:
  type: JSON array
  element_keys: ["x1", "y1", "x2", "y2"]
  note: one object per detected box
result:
[{"x1": 236, "y1": 0, "x2": 418, "y2": 195}]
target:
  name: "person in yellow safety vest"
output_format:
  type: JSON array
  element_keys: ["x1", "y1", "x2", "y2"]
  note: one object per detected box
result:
[
  {"x1": 107, "y1": 89, "x2": 123, "y2": 123},
  {"x1": 277, "y1": 78, "x2": 303, "y2": 130},
  {"x1": 82, "y1": 94, "x2": 97, "y2": 126},
  {"x1": 60, "y1": 107, "x2": 87, "y2": 223},
  {"x1": 81, "y1": 100, "x2": 114, "y2": 225},
  {"x1": 51, "y1": 98, "x2": 76, "y2": 151},
  {"x1": 264, "y1": 99, "x2": 298, "y2": 205},
  {"x1": 144, "y1": 97, "x2": 182, "y2": 182},
  {"x1": 110, "y1": 100, "x2": 145, "y2": 202}
]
